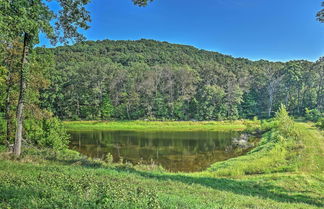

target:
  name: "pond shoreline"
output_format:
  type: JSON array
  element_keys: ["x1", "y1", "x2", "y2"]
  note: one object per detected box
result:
[
  {"x1": 64, "y1": 120, "x2": 260, "y2": 132},
  {"x1": 68, "y1": 128, "x2": 257, "y2": 172},
  {"x1": 1, "y1": 121, "x2": 323, "y2": 208},
  {"x1": 65, "y1": 120, "x2": 261, "y2": 172}
]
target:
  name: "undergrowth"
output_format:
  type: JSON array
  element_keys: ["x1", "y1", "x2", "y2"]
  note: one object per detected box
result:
[{"x1": 206, "y1": 105, "x2": 304, "y2": 177}]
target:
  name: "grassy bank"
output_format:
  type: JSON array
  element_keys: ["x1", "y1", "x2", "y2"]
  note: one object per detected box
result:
[
  {"x1": 202, "y1": 122, "x2": 324, "y2": 177},
  {"x1": 0, "y1": 119, "x2": 323, "y2": 208},
  {"x1": 63, "y1": 120, "x2": 258, "y2": 132}
]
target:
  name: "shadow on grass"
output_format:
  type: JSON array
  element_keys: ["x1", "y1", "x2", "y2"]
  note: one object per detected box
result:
[
  {"x1": 43, "y1": 156, "x2": 323, "y2": 207},
  {"x1": 113, "y1": 167, "x2": 323, "y2": 207}
]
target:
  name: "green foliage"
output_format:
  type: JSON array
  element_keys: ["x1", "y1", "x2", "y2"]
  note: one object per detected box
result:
[
  {"x1": 195, "y1": 85, "x2": 225, "y2": 120},
  {"x1": 239, "y1": 91, "x2": 258, "y2": 119},
  {"x1": 275, "y1": 104, "x2": 299, "y2": 140},
  {"x1": 37, "y1": 40, "x2": 322, "y2": 121},
  {"x1": 0, "y1": 66, "x2": 7, "y2": 112},
  {"x1": 260, "y1": 119, "x2": 278, "y2": 132},
  {"x1": 0, "y1": 114, "x2": 6, "y2": 144},
  {"x1": 105, "y1": 153, "x2": 114, "y2": 164},
  {"x1": 101, "y1": 96, "x2": 114, "y2": 120},
  {"x1": 0, "y1": 0, "x2": 91, "y2": 46},
  {"x1": 24, "y1": 117, "x2": 69, "y2": 150},
  {"x1": 317, "y1": 1, "x2": 324, "y2": 22},
  {"x1": 0, "y1": 145, "x2": 6, "y2": 152},
  {"x1": 305, "y1": 108, "x2": 323, "y2": 122},
  {"x1": 317, "y1": 118, "x2": 324, "y2": 129},
  {"x1": 153, "y1": 95, "x2": 170, "y2": 119},
  {"x1": 208, "y1": 105, "x2": 301, "y2": 176}
]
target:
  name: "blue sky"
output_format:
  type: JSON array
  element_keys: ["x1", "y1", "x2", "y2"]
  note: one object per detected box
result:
[{"x1": 41, "y1": 0, "x2": 324, "y2": 62}]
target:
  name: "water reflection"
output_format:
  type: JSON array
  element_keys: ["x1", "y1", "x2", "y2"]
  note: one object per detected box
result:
[{"x1": 69, "y1": 130, "x2": 254, "y2": 172}]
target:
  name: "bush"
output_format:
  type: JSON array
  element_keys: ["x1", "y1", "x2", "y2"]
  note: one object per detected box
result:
[
  {"x1": 56, "y1": 149, "x2": 81, "y2": 161},
  {"x1": 305, "y1": 108, "x2": 323, "y2": 122},
  {"x1": 317, "y1": 118, "x2": 324, "y2": 129},
  {"x1": 105, "y1": 153, "x2": 114, "y2": 164},
  {"x1": 0, "y1": 145, "x2": 6, "y2": 152},
  {"x1": 24, "y1": 117, "x2": 69, "y2": 150},
  {"x1": 275, "y1": 104, "x2": 299, "y2": 140},
  {"x1": 260, "y1": 119, "x2": 277, "y2": 132}
]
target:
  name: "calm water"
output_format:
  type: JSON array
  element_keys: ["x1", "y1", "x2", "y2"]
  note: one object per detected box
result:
[{"x1": 69, "y1": 130, "x2": 254, "y2": 172}]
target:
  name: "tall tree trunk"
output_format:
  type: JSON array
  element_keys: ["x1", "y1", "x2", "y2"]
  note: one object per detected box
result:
[
  {"x1": 268, "y1": 94, "x2": 273, "y2": 118},
  {"x1": 126, "y1": 103, "x2": 131, "y2": 120},
  {"x1": 13, "y1": 33, "x2": 30, "y2": 156}
]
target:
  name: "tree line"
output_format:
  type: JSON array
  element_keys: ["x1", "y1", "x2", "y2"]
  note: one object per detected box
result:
[{"x1": 39, "y1": 39, "x2": 323, "y2": 121}]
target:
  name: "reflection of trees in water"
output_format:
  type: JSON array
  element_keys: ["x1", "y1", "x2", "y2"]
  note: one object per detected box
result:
[{"x1": 68, "y1": 130, "x2": 254, "y2": 172}]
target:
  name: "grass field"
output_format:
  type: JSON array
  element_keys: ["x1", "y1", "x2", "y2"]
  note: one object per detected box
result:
[
  {"x1": 0, "y1": 121, "x2": 323, "y2": 208},
  {"x1": 63, "y1": 120, "x2": 258, "y2": 132}
]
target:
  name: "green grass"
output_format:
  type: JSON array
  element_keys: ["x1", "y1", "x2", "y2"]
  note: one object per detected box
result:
[
  {"x1": 63, "y1": 120, "x2": 259, "y2": 132},
  {"x1": 0, "y1": 121, "x2": 323, "y2": 208},
  {"x1": 204, "y1": 130, "x2": 298, "y2": 177},
  {"x1": 295, "y1": 122, "x2": 324, "y2": 173},
  {"x1": 201, "y1": 121, "x2": 323, "y2": 177},
  {"x1": 0, "y1": 159, "x2": 323, "y2": 209}
]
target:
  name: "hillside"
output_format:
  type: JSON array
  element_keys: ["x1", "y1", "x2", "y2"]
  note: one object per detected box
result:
[{"x1": 38, "y1": 39, "x2": 322, "y2": 121}]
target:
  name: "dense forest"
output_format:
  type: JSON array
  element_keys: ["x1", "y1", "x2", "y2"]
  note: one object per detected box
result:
[
  {"x1": 35, "y1": 39, "x2": 323, "y2": 121},
  {"x1": 1, "y1": 38, "x2": 323, "y2": 136}
]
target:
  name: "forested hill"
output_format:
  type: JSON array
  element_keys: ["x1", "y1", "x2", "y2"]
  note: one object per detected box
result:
[
  {"x1": 53, "y1": 39, "x2": 250, "y2": 66},
  {"x1": 40, "y1": 39, "x2": 323, "y2": 121}
]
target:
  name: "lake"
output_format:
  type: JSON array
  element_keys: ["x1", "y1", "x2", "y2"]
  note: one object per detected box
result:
[{"x1": 69, "y1": 130, "x2": 256, "y2": 172}]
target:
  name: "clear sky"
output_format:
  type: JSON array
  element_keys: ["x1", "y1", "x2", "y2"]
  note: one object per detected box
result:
[{"x1": 41, "y1": 0, "x2": 324, "y2": 62}]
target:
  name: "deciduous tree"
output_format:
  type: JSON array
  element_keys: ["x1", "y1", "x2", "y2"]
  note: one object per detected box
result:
[
  {"x1": 317, "y1": 2, "x2": 324, "y2": 22},
  {"x1": 1, "y1": 0, "x2": 91, "y2": 156}
]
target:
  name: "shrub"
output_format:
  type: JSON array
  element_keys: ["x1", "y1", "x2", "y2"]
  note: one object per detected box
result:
[
  {"x1": 101, "y1": 96, "x2": 114, "y2": 120},
  {"x1": 275, "y1": 104, "x2": 299, "y2": 140},
  {"x1": 0, "y1": 145, "x2": 6, "y2": 152},
  {"x1": 317, "y1": 118, "x2": 324, "y2": 129},
  {"x1": 305, "y1": 108, "x2": 323, "y2": 122},
  {"x1": 24, "y1": 117, "x2": 69, "y2": 150},
  {"x1": 243, "y1": 120, "x2": 261, "y2": 133},
  {"x1": 105, "y1": 153, "x2": 114, "y2": 164},
  {"x1": 57, "y1": 149, "x2": 81, "y2": 161},
  {"x1": 260, "y1": 119, "x2": 277, "y2": 132}
]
